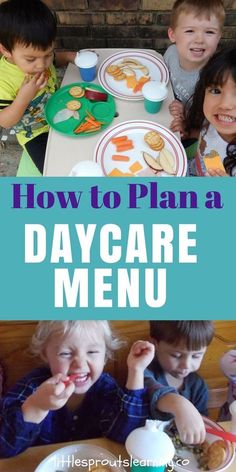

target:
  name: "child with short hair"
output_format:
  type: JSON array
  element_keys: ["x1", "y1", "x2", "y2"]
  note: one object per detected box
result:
[
  {"x1": 164, "y1": 0, "x2": 225, "y2": 134},
  {"x1": 145, "y1": 321, "x2": 214, "y2": 445},
  {"x1": 185, "y1": 46, "x2": 236, "y2": 176},
  {"x1": 0, "y1": 321, "x2": 154, "y2": 457},
  {"x1": 0, "y1": 0, "x2": 76, "y2": 174}
]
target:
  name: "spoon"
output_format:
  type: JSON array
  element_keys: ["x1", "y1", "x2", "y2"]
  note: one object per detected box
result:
[{"x1": 206, "y1": 426, "x2": 236, "y2": 443}]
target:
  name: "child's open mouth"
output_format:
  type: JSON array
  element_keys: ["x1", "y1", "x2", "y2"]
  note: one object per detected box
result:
[
  {"x1": 216, "y1": 114, "x2": 236, "y2": 124},
  {"x1": 190, "y1": 48, "x2": 205, "y2": 56},
  {"x1": 64, "y1": 373, "x2": 89, "y2": 386}
]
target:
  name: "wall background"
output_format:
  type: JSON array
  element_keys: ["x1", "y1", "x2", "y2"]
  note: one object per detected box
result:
[{"x1": 40, "y1": 0, "x2": 236, "y2": 54}]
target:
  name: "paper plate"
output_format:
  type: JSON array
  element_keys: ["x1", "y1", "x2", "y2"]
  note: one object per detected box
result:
[
  {"x1": 34, "y1": 443, "x2": 126, "y2": 472},
  {"x1": 98, "y1": 50, "x2": 169, "y2": 100},
  {"x1": 45, "y1": 82, "x2": 116, "y2": 137},
  {"x1": 164, "y1": 416, "x2": 235, "y2": 472},
  {"x1": 93, "y1": 120, "x2": 187, "y2": 177}
]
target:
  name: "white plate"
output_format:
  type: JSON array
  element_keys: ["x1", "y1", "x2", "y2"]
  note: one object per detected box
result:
[
  {"x1": 93, "y1": 120, "x2": 187, "y2": 177},
  {"x1": 98, "y1": 50, "x2": 169, "y2": 101},
  {"x1": 34, "y1": 443, "x2": 126, "y2": 472},
  {"x1": 165, "y1": 416, "x2": 235, "y2": 472}
]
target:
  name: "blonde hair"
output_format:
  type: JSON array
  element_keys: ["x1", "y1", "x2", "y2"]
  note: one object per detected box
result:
[
  {"x1": 31, "y1": 320, "x2": 124, "y2": 361},
  {"x1": 170, "y1": 0, "x2": 225, "y2": 30}
]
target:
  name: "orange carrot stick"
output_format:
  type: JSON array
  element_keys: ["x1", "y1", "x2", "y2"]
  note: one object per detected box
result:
[
  {"x1": 111, "y1": 135, "x2": 129, "y2": 144},
  {"x1": 116, "y1": 140, "x2": 134, "y2": 152},
  {"x1": 112, "y1": 154, "x2": 130, "y2": 162}
]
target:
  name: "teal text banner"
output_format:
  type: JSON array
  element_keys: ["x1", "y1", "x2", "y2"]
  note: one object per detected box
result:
[{"x1": 0, "y1": 177, "x2": 235, "y2": 319}]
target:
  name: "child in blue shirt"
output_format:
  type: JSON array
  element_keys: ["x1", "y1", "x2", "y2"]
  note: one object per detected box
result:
[
  {"x1": 145, "y1": 320, "x2": 214, "y2": 445},
  {"x1": 0, "y1": 320, "x2": 154, "y2": 457}
]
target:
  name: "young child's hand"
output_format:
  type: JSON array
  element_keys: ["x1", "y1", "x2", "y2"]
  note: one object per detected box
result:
[
  {"x1": 168, "y1": 100, "x2": 186, "y2": 136},
  {"x1": 21, "y1": 373, "x2": 75, "y2": 423},
  {"x1": 174, "y1": 399, "x2": 206, "y2": 444},
  {"x1": 17, "y1": 72, "x2": 48, "y2": 104},
  {"x1": 126, "y1": 341, "x2": 155, "y2": 390},
  {"x1": 169, "y1": 99, "x2": 184, "y2": 118},
  {"x1": 127, "y1": 340, "x2": 155, "y2": 371}
]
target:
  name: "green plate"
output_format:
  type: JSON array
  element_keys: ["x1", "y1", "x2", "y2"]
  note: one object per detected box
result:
[{"x1": 45, "y1": 82, "x2": 116, "y2": 137}]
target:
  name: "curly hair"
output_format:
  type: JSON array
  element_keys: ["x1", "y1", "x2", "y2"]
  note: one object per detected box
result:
[{"x1": 30, "y1": 320, "x2": 125, "y2": 362}]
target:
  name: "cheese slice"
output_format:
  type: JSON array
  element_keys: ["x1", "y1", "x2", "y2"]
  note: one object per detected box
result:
[{"x1": 203, "y1": 154, "x2": 225, "y2": 171}]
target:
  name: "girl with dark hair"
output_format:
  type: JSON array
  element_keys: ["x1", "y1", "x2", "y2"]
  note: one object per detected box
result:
[{"x1": 185, "y1": 46, "x2": 236, "y2": 176}]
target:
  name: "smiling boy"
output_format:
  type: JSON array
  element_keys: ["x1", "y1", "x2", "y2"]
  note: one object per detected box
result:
[
  {"x1": 0, "y1": 0, "x2": 75, "y2": 174},
  {"x1": 164, "y1": 0, "x2": 225, "y2": 133}
]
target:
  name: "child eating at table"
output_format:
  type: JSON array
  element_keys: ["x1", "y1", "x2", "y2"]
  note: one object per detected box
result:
[
  {"x1": 0, "y1": 320, "x2": 154, "y2": 458},
  {"x1": 0, "y1": 0, "x2": 76, "y2": 175},
  {"x1": 184, "y1": 46, "x2": 236, "y2": 176},
  {"x1": 145, "y1": 320, "x2": 214, "y2": 445},
  {"x1": 163, "y1": 0, "x2": 225, "y2": 135}
]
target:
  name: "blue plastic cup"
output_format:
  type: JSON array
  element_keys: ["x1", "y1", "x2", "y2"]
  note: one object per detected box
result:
[{"x1": 75, "y1": 51, "x2": 98, "y2": 82}]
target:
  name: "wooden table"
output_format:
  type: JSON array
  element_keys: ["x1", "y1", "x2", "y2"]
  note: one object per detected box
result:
[
  {"x1": 43, "y1": 48, "x2": 175, "y2": 176},
  {"x1": 0, "y1": 422, "x2": 235, "y2": 472}
]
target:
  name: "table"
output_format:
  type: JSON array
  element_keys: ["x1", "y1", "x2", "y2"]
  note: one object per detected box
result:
[
  {"x1": 0, "y1": 422, "x2": 235, "y2": 472},
  {"x1": 43, "y1": 48, "x2": 175, "y2": 176}
]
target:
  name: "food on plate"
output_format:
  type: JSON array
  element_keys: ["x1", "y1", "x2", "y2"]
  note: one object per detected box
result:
[
  {"x1": 73, "y1": 111, "x2": 104, "y2": 134},
  {"x1": 106, "y1": 58, "x2": 150, "y2": 91},
  {"x1": 106, "y1": 64, "x2": 121, "y2": 75},
  {"x1": 159, "y1": 148, "x2": 175, "y2": 175},
  {"x1": 53, "y1": 108, "x2": 80, "y2": 124},
  {"x1": 119, "y1": 58, "x2": 150, "y2": 76},
  {"x1": 111, "y1": 137, "x2": 134, "y2": 152},
  {"x1": 112, "y1": 155, "x2": 130, "y2": 162},
  {"x1": 66, "y1": 100, "x2": 82, "y2": 111},
  {"x1": 144, "y1": 130, "x2": 165, "y2": 151},
  {"x1": 129, "y1": 161, "x2": 143, "y2": 173},
  {"x1": 111, "y1": 135, "x2": 129, "y2": 144},
  {"x1": 132, "y1": 76, "x2": 150, "y2": 93},
  {"x1": 69, "y1": 86, "x2": 85, "y2": 98},
  {"x1": 143, "y1": 151, "x2": 163, "y2": 172},
  {"x1": 85, "y1": 87, "x2": 108, "y2": 102},
  {"x1": 207, "y1": 440, "x2": 227, "y2": 469},
  {"x1": 165, "y1": 422, "x2": 228, "y2": 471}
]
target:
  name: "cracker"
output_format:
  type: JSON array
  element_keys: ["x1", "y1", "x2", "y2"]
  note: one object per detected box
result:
[
  {"x1": 66, "y1": 100, "x2": 81, "y2": 111},
  {"x1": 144, "y1": 131, "x2": 164, "y2": 151},
  {"x1": 69, "y1": 86, "x2": 85, "y2": 98}
]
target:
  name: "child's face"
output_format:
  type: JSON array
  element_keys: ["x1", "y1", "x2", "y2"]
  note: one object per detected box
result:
[
  {"x1": 44, "y1": 326, "x2": 106, "y2": 394},
  {"x1": 5, "y1": 43, "x2": 54, "y2": 75},
  {"x1": 203, "y1": 74, "x2": 236, "y2": 143},
  {"x1": 168, "y1": 13, "x2": 221, "y2": 71},
  {"x1": 155, "y1": 340, "x2": 206, "y2": 379}
]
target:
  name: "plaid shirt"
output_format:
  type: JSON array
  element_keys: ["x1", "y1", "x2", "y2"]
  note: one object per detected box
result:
[{"x1": 0, "y1": 367, "x2": 149, "y2": 458}]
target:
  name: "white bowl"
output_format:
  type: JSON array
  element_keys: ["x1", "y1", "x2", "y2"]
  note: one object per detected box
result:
[
  {"x1": 165, "y1": 416, "x2": 235, "y2": 472},
  {"x1": 34, "y1": 443, "x2": 126, "y2": 472}
]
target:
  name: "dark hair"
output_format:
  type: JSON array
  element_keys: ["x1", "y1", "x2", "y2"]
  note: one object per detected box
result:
[
  {"x1": 149, "y1": 321, "x2": 214, "y2": 350},
  {"x1": 0, "y1": 0, "x2": 57, "y2": 52},
  {"x1": 223, "y1": 140, "x2": 236, "y2": 176},
  {"x1": 170, "y1": 0, "x2": 225, "y2": 29},
  {"x1": 185, "y1": 46, "x2": 236, "y2": 135}
]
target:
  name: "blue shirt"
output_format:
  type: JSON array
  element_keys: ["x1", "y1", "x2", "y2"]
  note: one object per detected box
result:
[
  {"x1": 144, "y1": 359, "x2": 208, "y2": 420},
  {"x1": 0, "y1": 367, "x2": 150, "y2": 457}
]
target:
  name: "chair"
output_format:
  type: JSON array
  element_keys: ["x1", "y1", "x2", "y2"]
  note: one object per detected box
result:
[{"x1": 208, "y1": 386, "x2": 228, "y2": 421}]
